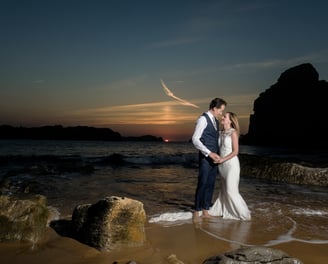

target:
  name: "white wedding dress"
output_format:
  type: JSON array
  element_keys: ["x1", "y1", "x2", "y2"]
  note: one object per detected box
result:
[
  {"x1": 209, "y1": 128, "x2": 251, "y2": 220},
  {"x1": 149, "y1": 128, "x2": 251, "y2": 223}
]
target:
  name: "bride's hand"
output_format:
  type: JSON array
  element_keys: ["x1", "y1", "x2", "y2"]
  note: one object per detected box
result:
[
  {"x1": 214, "y1": 157, "x2": 222, "y2": 164},
  {"x1": 209, "y1": 152, "x2": 220, "y2": 163}
]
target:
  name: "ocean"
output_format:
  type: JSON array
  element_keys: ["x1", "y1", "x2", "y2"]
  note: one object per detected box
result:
[{"x1": 0, "y1": 139, "x2": 327, "y2": 259}]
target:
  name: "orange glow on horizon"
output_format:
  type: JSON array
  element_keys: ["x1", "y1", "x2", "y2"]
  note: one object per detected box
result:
[{"x1": 7, "y1": 95, "x2": 255, "y2": 141}]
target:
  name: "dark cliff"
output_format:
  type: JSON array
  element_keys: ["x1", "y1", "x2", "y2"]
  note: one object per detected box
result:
[{"x1": 243, "y1": 63, "x2": 328, "y2": 148}]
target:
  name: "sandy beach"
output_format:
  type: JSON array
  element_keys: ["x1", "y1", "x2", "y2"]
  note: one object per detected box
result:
[
  {"x1": 1, "y1": 218, "x2": 327, "y2": 264},
  {"x1": 1, "y1": 140, "x2": 327, "y2": 263}
]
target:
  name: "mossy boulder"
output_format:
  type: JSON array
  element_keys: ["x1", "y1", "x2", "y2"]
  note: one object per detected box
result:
[
  {"x1": 0, "y1": 195, "x2": 49, "y2": 244},
  {"x1": 72, "y1": 196, "x2": 146, "y2": 251}
]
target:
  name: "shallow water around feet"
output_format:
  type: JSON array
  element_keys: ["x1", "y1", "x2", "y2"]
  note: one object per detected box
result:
[
  {"x1": 0, "y1": 140, "x2": 327, "y2": 263},
  {"x1": 20, "y1": 163, "x2": 327, "y2": 248}
]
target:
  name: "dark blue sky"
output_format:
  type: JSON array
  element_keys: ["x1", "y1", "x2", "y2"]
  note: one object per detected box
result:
[{"x1": 1, "y1": 0, "x2": 328, "y2": 140}]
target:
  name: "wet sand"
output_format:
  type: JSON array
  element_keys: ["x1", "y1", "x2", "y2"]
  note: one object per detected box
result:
[
  {"x1": 0, "y1": 219, "x2": 327, "y2": 264},
  {"x1": 0, "y1": 140, "x2": 327, "y2": 263}
]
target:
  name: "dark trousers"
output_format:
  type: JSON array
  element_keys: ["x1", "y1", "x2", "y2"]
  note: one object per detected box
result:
[{"x1": 194, "y1": 153, "x2": 218, "y2": 211}]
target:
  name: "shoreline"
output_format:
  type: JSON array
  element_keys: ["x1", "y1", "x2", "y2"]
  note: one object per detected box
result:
[
  {"x1": 0, "y1": 140, "x2": 327, "y2": 263},
  {"x1": 0, "y1": 220, "x2": 327, "y2": 264}
]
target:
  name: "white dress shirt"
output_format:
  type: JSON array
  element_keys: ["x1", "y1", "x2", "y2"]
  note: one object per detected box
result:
[{"x1": 192, "y1": 111, "x2": 217, "y2": 157}]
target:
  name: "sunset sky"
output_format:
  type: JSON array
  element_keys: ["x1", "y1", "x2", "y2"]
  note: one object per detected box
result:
[{"x1": 1, "y1": 0, "x2": 328, "y2": 141}]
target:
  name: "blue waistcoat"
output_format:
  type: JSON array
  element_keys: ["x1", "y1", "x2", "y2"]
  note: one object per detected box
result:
[{"x1": 200, "y1": 113, "x2": 219, "y2": 154}]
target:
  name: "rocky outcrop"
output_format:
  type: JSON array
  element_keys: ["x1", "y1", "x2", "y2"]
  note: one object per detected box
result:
[
  {"x1": 243, "y1": 63, "x2": 328, "y2": 148},
  {"x1": 203, "y1": 246, "x2": 303, "y2": 264},
  {"x1": 71, "y1": 196, "x2": 146, "y2": 251},
  {"x1": 0, "y1": 195, "x2": 50, "y2": 245},
  {"x1": 239, "y1": 154, "x2": 328, "y2": 186}
]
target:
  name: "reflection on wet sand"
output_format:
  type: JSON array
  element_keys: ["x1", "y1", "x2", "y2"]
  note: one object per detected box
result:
[
  {"x1": 0, "y1": 217, "x2": 327, "y2": 264},
  {"x1": 198, "y1": 217, "x2": 252, "y2": 249}
]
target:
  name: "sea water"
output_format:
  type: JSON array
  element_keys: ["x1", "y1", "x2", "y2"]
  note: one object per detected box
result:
[{"x1": 0, "y1": 139, "x2": 327, "y2": 247}]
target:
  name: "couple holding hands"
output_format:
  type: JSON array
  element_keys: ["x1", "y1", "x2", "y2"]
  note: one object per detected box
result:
[{"x1": 192, "y1": 97, "x2": 251, "y2": 221}]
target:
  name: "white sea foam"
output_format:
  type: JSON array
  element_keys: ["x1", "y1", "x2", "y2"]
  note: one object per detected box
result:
[
  {"x1": 292, "y1": 208, "x2": 328, "y2": 216},
  {"x1": 265, "y1": 217, "x2": 328, "y2": 246},
  {"x1": 149, "y1": 212, "x2": 193, "y2": 223},
  {"x1": 198, "y1": 225, "x2": 254, "y2": 247},
  {"x1": 150, "y1": 212, "x2": 328, "y2": 246}
]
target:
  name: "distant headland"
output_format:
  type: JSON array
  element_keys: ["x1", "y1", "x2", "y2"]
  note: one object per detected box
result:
[{"x1": 0, "y1": 125, "x2": 163, "y2": 142}]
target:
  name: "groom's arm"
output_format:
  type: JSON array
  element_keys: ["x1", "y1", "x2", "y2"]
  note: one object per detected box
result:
[{"x1": 192, "y1": 116, "x2": 211, "y2": 156}]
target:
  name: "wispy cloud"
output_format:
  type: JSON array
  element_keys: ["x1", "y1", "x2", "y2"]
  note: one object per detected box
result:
[
  {"x1": 225, "y1": 50, "x2": 328, "y2": 71},
  {"x1": 62, "y1": 91, "x2": 258, "y2": 136},
  {"x1": 230, "y1": 57, "x2": 313, "y2": 70},
  {"x1": 70, "y1": 92, "x2": 256, "y2": 125},
  {"x1": 72, "y1": 100, "x2": 198, "y2": 126},
  {"x1": 160, "y1": 79, "x2": 199, "y2": 108},
  {"x1": 181, "y1": 50, "x2": 328, "y2": 80},
  {"x1": 147, "y1": 2, "x2": 270, "y2": 50}
]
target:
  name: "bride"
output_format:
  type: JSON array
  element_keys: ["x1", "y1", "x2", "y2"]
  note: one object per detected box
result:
[
  {"x1": 149, "y1": 112, "x2": 251, "y2": 223},
  {"x1": 208, "y1": 112, "x2": 251, "y2": 220}
]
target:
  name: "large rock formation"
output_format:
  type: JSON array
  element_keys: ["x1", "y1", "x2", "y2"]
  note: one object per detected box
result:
[
  {"x1": 203, "y1": 246, "x2": 303, "y2": 264},
  {"x1": 72, "y1": 196, "x2": 146, "y2": 251},
  {"x1": 243, "y1": 63, "x2": 328, "y2": 147},
  {"x1": 239, "y1": 154, "x2": 328, "y2": 187},
  {"x1": 0, "y1": 195, "x2": 50, "y2": 245}
]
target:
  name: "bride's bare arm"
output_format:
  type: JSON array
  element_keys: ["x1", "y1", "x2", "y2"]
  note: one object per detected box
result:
[{"x1": 219, "y1": 131, "x2": 239, "y2": 163}]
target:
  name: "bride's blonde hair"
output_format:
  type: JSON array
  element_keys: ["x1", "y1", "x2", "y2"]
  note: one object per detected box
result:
[{"x1": 227, "y1": 112, "x2": 240, "y2": 136}]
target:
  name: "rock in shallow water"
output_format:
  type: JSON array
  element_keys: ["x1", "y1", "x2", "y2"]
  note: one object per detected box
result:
[
  {"x1": 240, "y1": 154, "x2": 328, "y2": 187},
  {"x1": 203, "y1": 246, "x2": 303, "y2": 264},
  {"x1": 72, "y1": 196, "x2": 146, "y2": 251},
  {"x1": 0, "y1": 195, "x2": 49, "y2": 245}
]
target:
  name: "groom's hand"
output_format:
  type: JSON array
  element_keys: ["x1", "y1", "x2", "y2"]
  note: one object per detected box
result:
[{"x1": 209, "y1": 152, "x2": 220, "y2": 163}]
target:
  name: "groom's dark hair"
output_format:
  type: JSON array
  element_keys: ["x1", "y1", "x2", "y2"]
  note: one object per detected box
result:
[{"x1": 209, "y1": 97, "x2": 227, "y2": 110}]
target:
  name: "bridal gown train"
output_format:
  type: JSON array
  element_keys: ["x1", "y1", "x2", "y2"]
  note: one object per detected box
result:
[{"x1": 209, "y1": 128, "x2": 251, "y2": 220}]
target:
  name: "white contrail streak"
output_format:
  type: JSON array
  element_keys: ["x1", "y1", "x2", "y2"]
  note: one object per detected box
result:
[{"x1": 160, "y1": 79, "x2": 199, "y2": 108}]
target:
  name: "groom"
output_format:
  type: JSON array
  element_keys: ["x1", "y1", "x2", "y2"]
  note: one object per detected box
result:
[{"x1": 192, "y1": 97, "x2": 227, "y2": 219}]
